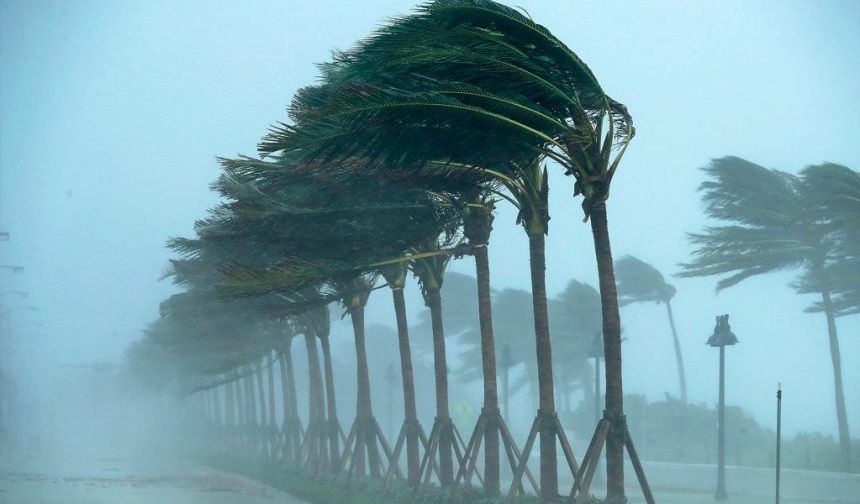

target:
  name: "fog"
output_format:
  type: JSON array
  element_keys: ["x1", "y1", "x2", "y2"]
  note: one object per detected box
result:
[{"x1": 1, "y1": 1, "x2": 859, "y2": 503}]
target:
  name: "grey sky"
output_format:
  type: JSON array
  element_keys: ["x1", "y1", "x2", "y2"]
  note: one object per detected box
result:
[{"x1": 2, "y1": 0, "x2": 858, "y2": 437}]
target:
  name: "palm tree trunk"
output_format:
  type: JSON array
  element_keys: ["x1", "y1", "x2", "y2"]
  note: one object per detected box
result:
[
  {"x1": 821, "y1": 290, "x2": 851, "y2": 468},
  {"x1": 350, "y1": 302, "x2": 379, "y2": 477},
  {"x1": 282, "y1": 344, "x2": 299, "y2": 423},
  {"x1": 233, "y1": 379, "x2": 244, "y2": 450},
  {"x1": 245, "y1": 371, "x2": 256, "y2": 453},
  {"x1": 427, "y1": 287, "x2": 454, "y2": 486},
  {"x1": 527, "y1": 231, "x2": 557, "y2": 501},
  {"x1": 267, "y1": 354, "x2": 277, "y2": 458},
  {"x1": 391, "y1": 286, "x2": 420, "y2": 486},
  {"x1": 256, "y1": 361, "x2": 268, "y2": 455},
  {"x1": 305, "y1": 333, "x2": 328, "y2": 467},
  {"x1": 281, "y1": 344, "x2": 301, "y2": 463},
  {"x1": 225, "y1": 378, "x2": 235, "y2": 431},
  {"x1": 318, "y1": 332, "x2": 341, "y2": 468},
  {"x1": 589, "y1": 203, "x2": 625, "y2": 502},
  {"x1": 665, "y1": 301, "x2": 687, "y2": 403},
  {"x1": 474, "y1": 244, "x2": 501, "y2": 495}
]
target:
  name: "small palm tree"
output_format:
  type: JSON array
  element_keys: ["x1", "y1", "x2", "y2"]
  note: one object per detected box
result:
[{"x1": 615, "y1": 255, "x2": 686, "y2": 403}]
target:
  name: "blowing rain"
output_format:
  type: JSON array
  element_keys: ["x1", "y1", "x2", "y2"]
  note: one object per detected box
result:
[{"x1": 1, "y1": 1, "x2": 858, "y2": 503}]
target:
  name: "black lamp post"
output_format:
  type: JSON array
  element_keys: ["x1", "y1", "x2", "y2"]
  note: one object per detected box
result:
[
  {"x1": 500, "y1": 343, "x2": 512, "y2": 419},
  {"x1": 708, "y1": 314, "x2": 738, "y2": 501},
  {"x1": 776, "y1": 383, "x2": 782, "y2": 504}
]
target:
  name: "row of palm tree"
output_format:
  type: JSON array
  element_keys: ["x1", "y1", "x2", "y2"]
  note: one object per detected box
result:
[{"x1": 125, "y1": 1, "x2": 648, "y2": 501}]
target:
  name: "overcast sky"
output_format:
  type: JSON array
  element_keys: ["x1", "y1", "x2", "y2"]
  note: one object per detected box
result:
[{"x1": 2, "y1": 0, "x2": 858, "y2": 437}]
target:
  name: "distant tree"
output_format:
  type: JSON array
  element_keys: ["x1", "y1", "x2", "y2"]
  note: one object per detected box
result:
[
  {"x1": 680, "y1": 156, "x2": 852, "y2": 467},
  {"x1": 615, "y1": 255, "x2": 686, "y2": 403},
  {"x1": 552, "y1": 280, "x2": 602, "y2": 412}
]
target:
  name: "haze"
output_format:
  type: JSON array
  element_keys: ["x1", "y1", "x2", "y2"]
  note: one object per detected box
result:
[{"x1": 1, "y1": 1, "x2": 858, "y2": 503}]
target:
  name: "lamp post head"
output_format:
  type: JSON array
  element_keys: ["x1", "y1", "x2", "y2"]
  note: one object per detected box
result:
[{"x1": 707, "y1": 314, "x2": 738, "y2": 347}]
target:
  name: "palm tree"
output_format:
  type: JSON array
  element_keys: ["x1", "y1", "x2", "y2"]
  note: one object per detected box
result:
[
  {"x1": 615, "y1": 255, "x2": 686, "y2": 403},
  {"x1": 797, "y1": 164, "x2": 860, "y2": 318},
  {"x1": 411, "y1": 239, "x2": 457, "y2": 486},
  {"x1": 379, "y1": 263, "x2": 422, "y2": 486},
  {"x1": 680, "y1": 156, "x2": 853, "y2": 466}
]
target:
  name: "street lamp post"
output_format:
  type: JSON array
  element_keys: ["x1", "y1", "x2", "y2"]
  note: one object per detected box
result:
[
  {"x1": 776, "y1": 383, "x2": 782, "y2": 504},
  {"x1": 708, "y1": 314, "x2": 738, "y2": 501}
]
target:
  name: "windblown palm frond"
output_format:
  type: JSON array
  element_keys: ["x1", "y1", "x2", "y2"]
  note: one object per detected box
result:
[
  {"x1": 796, "y1": 163, "x2": 860, "y2": 316},
  {"x1": 679, "y1": 157, "x2": 821, "y2": 290}
]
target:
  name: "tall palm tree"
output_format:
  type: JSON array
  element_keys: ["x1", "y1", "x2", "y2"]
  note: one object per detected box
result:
[
  {"x1": 410, "y1": 237, "x2": 459, "y2": 486},
  {"x1": 379, "y1": 263, "x2": 422, "y2": 486},
  {"x1": 615, "y1": 255, "x2": 686, "y2": 403},
  {"x1": 680, "y1": 156, "x2": 852, "y2": 466}
]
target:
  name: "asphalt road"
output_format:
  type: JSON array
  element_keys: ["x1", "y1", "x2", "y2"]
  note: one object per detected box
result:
[
  {"x1": 0, "y1": 454, "x2": 307, "y2": 504},
  {"x1": 562, "y1": 460, "x2": 860, "y2": 504}
]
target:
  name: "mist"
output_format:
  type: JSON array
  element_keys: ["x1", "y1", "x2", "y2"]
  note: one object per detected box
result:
[{"x1": 2, "y1": 1, "x2": 859, "y2": 503}]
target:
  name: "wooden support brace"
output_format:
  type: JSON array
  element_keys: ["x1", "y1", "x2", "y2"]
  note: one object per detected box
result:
[
  {"x1": 507, "y1": 415, "x2": 540, "y2": 499},
  {"x1": 624, "y1": 424, "x2": 656, "y2": 504}
]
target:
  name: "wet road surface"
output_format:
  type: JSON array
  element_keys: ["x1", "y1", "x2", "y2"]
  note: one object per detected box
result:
[{"x1": 0, "y1": 454, "x2": 307, "y2": 504}]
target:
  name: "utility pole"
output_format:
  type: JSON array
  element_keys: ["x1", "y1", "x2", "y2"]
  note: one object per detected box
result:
[{"x1": 776, "y1": 383, "x2": 782, "y2": 504}]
